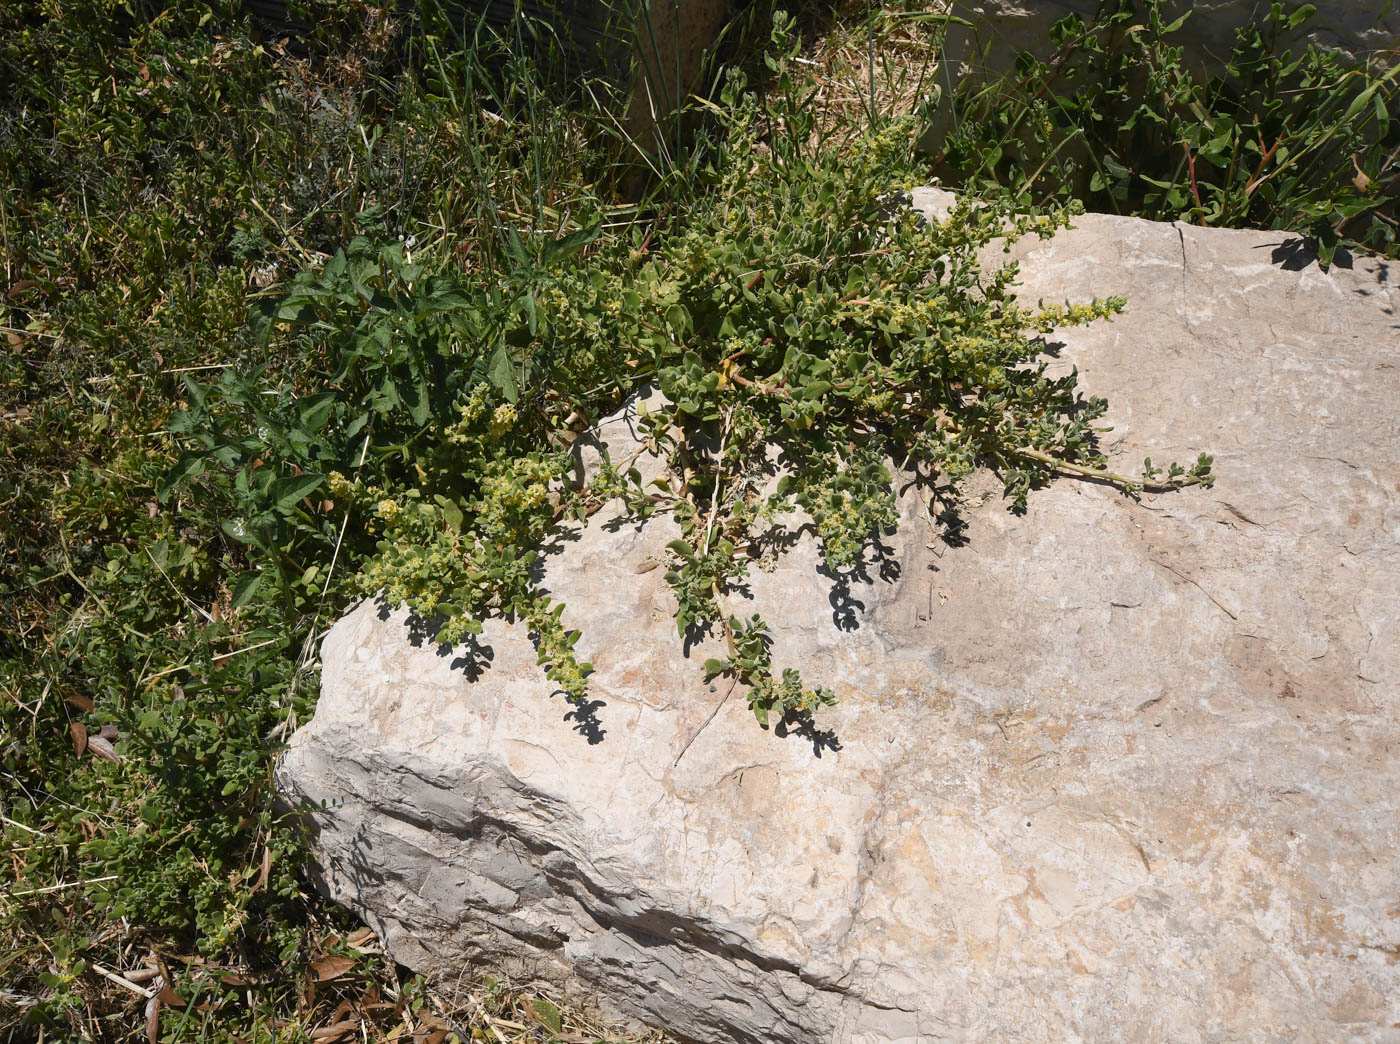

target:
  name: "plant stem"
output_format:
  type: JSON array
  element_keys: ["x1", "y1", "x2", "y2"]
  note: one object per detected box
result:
[{"x1": 1015, "y1": 446, "x2": 1210, "y2": 492}]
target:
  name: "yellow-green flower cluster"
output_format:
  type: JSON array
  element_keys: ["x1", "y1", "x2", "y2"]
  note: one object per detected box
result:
[
  {"x1": 326, "y1": 470, "x2": 354, "y2": 499},
  {"x1": 489, "y1": 403, "x2": 517, "y2": 438},
  {"x1": 445, "y1": 383, "x2": 492, "y2": 446},
  {"x1": 1027, "y1": 297, "x2": 1125, "y2": 333}
]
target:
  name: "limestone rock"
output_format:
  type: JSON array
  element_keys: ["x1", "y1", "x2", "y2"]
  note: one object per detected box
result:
[{"x1": 277, "y1": 205, "x2": 1400, "y2": 1042}]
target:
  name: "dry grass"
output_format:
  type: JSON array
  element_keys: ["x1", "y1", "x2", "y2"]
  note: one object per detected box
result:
[
  {"x1": 797, "y1": 1, "x2": 951, "y2": 148},
  {"x1": 1, "y1": 910, "x2": 674, "y2": 1043}
]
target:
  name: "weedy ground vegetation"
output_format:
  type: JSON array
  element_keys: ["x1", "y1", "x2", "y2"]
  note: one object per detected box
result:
[
  {"x1": 935, "y1": 0, "x2": 1400, "y2": 267},
  {"x1": 2, "y1": 0, "x2": 1387, "y2": 1039}
]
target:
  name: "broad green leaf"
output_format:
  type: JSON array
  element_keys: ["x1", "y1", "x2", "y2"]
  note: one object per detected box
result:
[
  {"x1": 665, "y1": 303, "x2": 691, "y2": 337},
  {"x1": 488, "y1": 344, "x2": 519, "y2": 403},
  {"x1": 1286, "y1": 4, "x2": 1316, "y2": 29},
  {"x1": 543, "y1": 222, "x2": 601, "y2": 265},
  {"x1": 158, "y1": 453, "x2": 207, "y2": 502},
  {"x1": 297, "y1": 392, "x2": 336, "y2": 433},
  {"x1": 269, "y1": 473, "x2": 324, "y2": 514}
]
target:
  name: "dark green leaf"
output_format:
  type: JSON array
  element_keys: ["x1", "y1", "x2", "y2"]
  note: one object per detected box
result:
[
  {"x1": 488, "y1": 344, "x2": 519, "y2": 403},
  {"x1": 269, "y1": 473, "x2": 324, "y2": 514},
  {"x1": 158, "y1": 453, "x2": 207, "y2": 502},
  {"x1": 230, "y1": 570, "x2": 264, "y2": 608}
]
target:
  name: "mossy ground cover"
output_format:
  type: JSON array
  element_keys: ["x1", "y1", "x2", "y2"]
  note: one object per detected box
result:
[{"x1": 0, "y1": 1, "x2": 1390, "y2": 1040}]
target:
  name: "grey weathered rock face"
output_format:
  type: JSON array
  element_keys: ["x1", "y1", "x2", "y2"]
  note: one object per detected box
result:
[{"x1": 277, "y1": 202, "x2": 1400, "y2": 1042}]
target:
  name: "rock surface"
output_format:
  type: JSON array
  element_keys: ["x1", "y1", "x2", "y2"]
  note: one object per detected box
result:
[{"x1": 277, "y1": 201, "x2": 1400, "y2": 1042}]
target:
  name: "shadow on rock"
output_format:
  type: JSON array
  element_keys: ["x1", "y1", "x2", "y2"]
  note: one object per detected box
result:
[
  {"x1": 817, "y1": 535, "x2": 901, "y2": 632},
  {"x1": 774, "y1": 710, "x2": 841, "y2": 758},
  {"x1": 1267, "y1": 237, "x2": 1353, "y2": 271},
  {"x1": 562, "y1": 695, "x2": 607, "y2": 744}
]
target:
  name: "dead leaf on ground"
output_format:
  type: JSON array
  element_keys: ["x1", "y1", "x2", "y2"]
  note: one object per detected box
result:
[
  {"x1": 345, "y1": 927, "x2": 376, "y2": 947},
  {"x1": 144, "y1": 993, "x2": 160, "y2": 1044},
  {"x1": 86, "y1": 735, "x2": 121, "y2": 762},
  {"x1": 309, "y1": 1019, "x2": 360, "y2": 1041},
  {"x1": 311, "y1": 954, "x2": 357, "y2": 981},
  {"x1": 70, "y1": 722, "x2": 88, "y2": 757},
  {"x1": 250, "y1": 845, "x2": 271, "y2": 893},
  {"x1": 64, "y1": 694, "x2": 95, "y2": 712}
]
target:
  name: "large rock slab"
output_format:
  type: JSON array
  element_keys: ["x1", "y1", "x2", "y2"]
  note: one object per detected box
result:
[{"x1": 277, "y1": 205, "x2": 1400, "y2": 1042}]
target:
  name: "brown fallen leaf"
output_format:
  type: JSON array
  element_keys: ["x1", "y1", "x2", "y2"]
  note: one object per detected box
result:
[
  {"x1": 1353, "y1": 154, "x2": 1373, "y2": 193},
  {"x1": 144, "y1": 993, "x2": 160, "y2": 1044},
  {"x1": 250, "y1": 845, "x2": 271, "y2": 894},
  {"x1": 5, "y1": 280, "x2": 40, "y2": 302},
  {"x1": 345, "y1": 927, "x2": 376, "y2": 948},
  {"x1": 86, "y1": 736, "x2": 121, "y2": 762},
  {"x1": 98, "y1": 723, "x2": 119, "y2": 740},
  {"x1": 309, "y1": 1019, "x2": 360, "y2": 1041},
  {"x1": 64, "y1": 694, "x2": 95, "y2": 713},
  {"x1": 156, "y1": 982, "x2": 185, "y2": 1007},
  {"x1": 70, "y1": 722, "x2": 88, "y2": 757},
  {"x1": 310, "y1": 955, "x2": 357, "y2": 982}
]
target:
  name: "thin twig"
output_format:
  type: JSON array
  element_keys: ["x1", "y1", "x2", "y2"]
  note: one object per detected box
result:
[
  {"x1": 90, "y1": 961, "x2": 157, "y2": 999},
  {"x1": 700, "y1": 408, "x2": 730, "y2": 558},
  {"x1": 1, "y1": 815, "x2": 43, "y2": 835},
  {"x1": 10, "y1": 875, "x2": 118, "y2": 898},
  {"x1": 137, "y1": 635, "x2": 282, "y2": 687}
]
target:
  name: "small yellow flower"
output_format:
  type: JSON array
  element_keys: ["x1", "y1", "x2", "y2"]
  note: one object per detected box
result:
[{"x1": 489, "y1": 403, "x2": 518, "y2": 438}]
